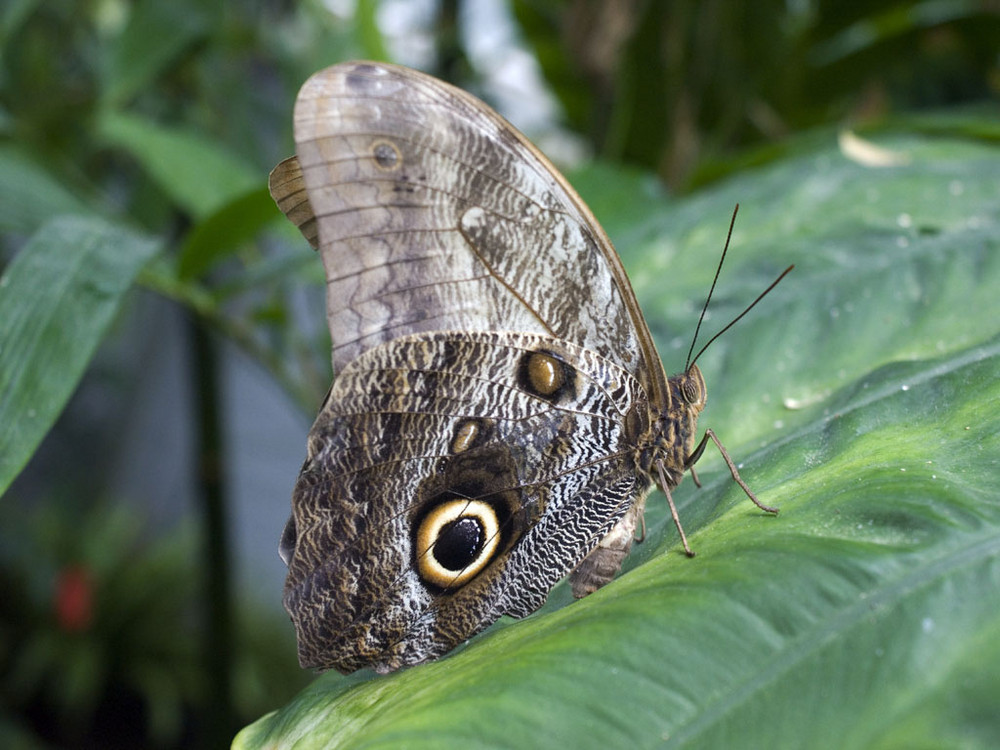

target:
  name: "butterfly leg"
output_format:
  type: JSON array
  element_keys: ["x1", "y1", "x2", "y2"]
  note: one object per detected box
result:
[
  {"x1": 684, "y1": 432, "x2": 709, "y2": 488},
  {"x1": 634, "y1": 513, "x2": 647, "y2": 544},
  {"x1": 654, "y1": 460, "x2": 696, "y2": 557},
  {"x1": 703, "y1": 429, "x2": 779, "y2": 515}
]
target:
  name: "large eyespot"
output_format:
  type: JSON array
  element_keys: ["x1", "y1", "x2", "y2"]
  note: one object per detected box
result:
[
  {"x1": 518, "y1": 350, "x2": 575, "y2": 401},
  {"x1": 414, "y1": 498, "x2": 501, "y2": 589}
]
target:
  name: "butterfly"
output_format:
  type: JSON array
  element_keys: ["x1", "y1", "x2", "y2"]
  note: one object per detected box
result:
[{"x1": 269, "y1": 61, "x2": 790, "y2": 674}]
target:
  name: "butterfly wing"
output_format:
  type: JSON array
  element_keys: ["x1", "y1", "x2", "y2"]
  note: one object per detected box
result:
[
  {"x1": 285, "y1": 331, "x2": 649, "y2": 672},
  {"x1": 270, "y1": 61, "x2": 666, "y2": 399},
  {"x1": 272, "y1": 62, "x2": 670, "y2": 672}
]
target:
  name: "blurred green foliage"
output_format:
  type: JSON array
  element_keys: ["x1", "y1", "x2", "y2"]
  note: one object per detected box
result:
[
  {"x1": 0, "y1": 0, "x2": 996, "y2": 748},
  {"x1": 514, "y1": 0, "x2": 1000, "y2": 187}
]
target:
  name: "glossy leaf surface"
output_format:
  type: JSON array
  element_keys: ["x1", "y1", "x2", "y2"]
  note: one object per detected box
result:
[{"x1": 236, "y1": 131, "x2": 1000, "y2": 749}]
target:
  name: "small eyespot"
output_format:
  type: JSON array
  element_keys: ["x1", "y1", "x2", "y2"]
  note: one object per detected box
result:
[
  {"x1": 415, "y1": 498, "x2": 500, "y2": 589},
  {"x1": 371, "y1": 139, "x2": 401, "y2": 170},
  {"x1": 451, "y1": 420, "x2": 480, "y2": 454},
  {"x1": 519, "y1": 350, "x2": 574, "y2": 401},
  {"x1": 449, "y1": 418, "x2": 491, "y2": 454}
]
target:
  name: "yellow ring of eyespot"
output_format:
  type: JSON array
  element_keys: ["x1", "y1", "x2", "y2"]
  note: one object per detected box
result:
[{"x1": 415, "y1": 498, "x2": 500, "y2": 589}]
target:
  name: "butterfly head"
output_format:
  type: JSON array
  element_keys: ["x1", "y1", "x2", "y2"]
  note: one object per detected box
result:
[{"x1": 676, "y1": 363, "x2": 707, "y2": 414}]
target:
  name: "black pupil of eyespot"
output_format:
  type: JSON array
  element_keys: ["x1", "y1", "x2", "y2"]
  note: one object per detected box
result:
[{"x1": 434, "y1": 517, "x2": 484, "y2": 571}]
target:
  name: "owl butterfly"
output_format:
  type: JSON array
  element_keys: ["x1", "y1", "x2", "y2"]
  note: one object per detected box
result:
[{"x1": 269, "y1": 61, "x2": 791, "y2": 674}]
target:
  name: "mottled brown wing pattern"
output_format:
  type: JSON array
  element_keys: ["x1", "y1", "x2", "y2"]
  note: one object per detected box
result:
[{"x1": 283, "y1": 331, "x2": 651, "y2": 673}]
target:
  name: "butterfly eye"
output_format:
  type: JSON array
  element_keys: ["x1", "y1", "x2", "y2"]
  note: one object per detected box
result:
[
  {"x1": 681, "y1": 378, "x2": 700, "y2": 404},
  {"x1": 415, "y1": 498, "x2": 501, "y2": 589}
]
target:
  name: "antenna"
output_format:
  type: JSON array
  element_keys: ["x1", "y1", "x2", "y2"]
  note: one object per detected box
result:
[
  {"x1": 684, "y1": 205, "x2": 739, "y2": 371},
  {"x1": 685, "y1": 205, "x2": 794, "y2": 371}
]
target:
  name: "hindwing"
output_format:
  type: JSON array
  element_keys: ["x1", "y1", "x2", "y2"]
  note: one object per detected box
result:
[{"x1": 281, "y1": 331, "x2": 652, "y2": 672}]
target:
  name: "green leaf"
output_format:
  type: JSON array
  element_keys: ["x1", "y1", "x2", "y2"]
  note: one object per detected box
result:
[
  {"x1": 0, "y1": 0, "x2": 40, "y2": 49},
  {"x1": 356, "y1": 0, "x2": 390, "y2": 63},
  {"x1": 0, "y1": 216, "x2": 161, "y2": 496},
  {"x1": 235, "y1": 131, "x2": 1000, "y2": 749},
  {"x1": 97, "y1": 111, "x2": 261, "y2": 220},
  {"x1": 101, "y1": 0, "x2": 213, "y2": 106},
  {"x1": 177, "y1": 186, "x2": 283, "y2": 280},
  {"x1": 0, "y1": 145, "x2": 91, "y2": 233}
]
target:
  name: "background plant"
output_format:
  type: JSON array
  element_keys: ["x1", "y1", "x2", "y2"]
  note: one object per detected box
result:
[{"x1": 1, "y1": 1, "x2": 997, "y2": 748}]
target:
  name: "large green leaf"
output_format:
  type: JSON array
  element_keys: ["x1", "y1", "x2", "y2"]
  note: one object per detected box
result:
[
  {"x1": 0, "y1": 216, "x2": 161, "y2": 496},
  {"x1": 235, "y1": 131, "x2": 1000, "y2": 749},
  {"x1": 97, "y1": 111, "x2": 261, "y2": 220}
]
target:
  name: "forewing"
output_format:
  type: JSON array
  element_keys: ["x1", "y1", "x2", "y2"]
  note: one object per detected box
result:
[{"x1": 277, "y1": 61, "x2": 663, "y2": 398}]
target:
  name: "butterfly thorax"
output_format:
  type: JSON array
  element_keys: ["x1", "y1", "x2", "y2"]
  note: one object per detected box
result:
[{"x1": 632, "y1": 364, "x2": 706, "y2": 490}]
